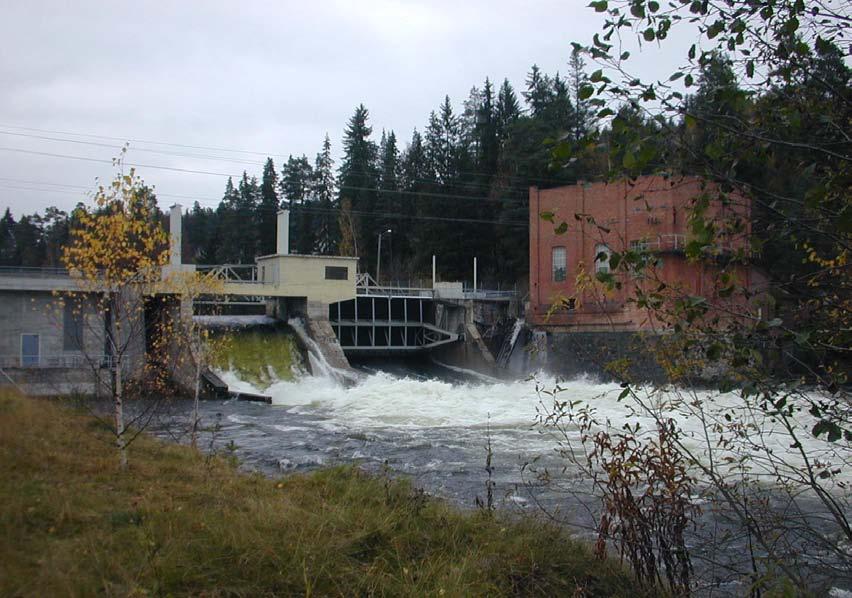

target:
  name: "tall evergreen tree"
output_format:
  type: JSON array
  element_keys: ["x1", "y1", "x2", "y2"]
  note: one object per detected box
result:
[
  {"x1": 568, "y1": 48, "x2": 593, "y2": 142},
  {"x1": 0, "y1": 208, "x2": 17, "y2": 266},
  {"x1": 496, "y1": 79, "x2": 521, "y2": 142},
  {"x1": 312, "y1": 134, "x2": 337, "y2": 255},
  {"x1": 258, "y1": 158, "x2": 279, "y2": 256},
  {"x1": 281, "y1": 155, "x2": 316, "y2": 254},
  {"x1": 337, "y1": 104, "x2": 378, "y2": 269},
  {"x1": 523, "y1": 65, "x2": 553, "y2": 117},
  {"x1": 216, "y1": 177, "x2": 241, "y2": 263},
  {"x1": 13, "y1": 215, "x2": 45, "y2": 267},
  {"x1": 377, "y1": 130, "x2": 402, "y2": 277},
  {"x1": 236, "y1": 172, "x2": 261, "y2": 262}
]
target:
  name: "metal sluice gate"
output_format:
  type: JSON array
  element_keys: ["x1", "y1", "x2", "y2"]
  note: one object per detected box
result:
[{"x1": 328, "y1": 295, "x2": 459, "y2": 353}]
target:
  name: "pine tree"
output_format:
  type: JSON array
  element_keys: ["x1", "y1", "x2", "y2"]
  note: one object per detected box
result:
[
  {"x1": 40, "y1": 206, "x2": 69, "y2": 267},
  {"x1": 312, "y1": 134, "x2": 337, "y2": 254},
  {"x1": 258, "y1": 158, "x2": 279, "y2": 256}
]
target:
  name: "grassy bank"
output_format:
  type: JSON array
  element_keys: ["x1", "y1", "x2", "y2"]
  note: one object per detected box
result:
[{"x1": 0, "y1": 392, "x2": 645, "y2": 597}]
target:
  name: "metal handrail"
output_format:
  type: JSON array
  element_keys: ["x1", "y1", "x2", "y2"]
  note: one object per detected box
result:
[
  {"x1": 196, "y1": 264, "x2": 262, "y2": 284},
  {"x1": 0, "y1": 266, "x2": 71, "y2": 277},
  {"x1": 0, "y1": 354, "x2": 117, "y2": 369}
]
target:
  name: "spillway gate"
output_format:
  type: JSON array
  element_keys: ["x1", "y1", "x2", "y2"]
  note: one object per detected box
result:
[{"x1": 328, "y1": 293, "x2": 460, "y2": 354}]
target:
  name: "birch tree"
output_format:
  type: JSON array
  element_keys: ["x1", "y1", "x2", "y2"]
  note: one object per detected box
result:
[{"x1": 61, "y1": 162, "x2": 168, "y2": 469}]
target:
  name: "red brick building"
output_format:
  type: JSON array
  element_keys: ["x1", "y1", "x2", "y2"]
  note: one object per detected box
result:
[{"x1": 529, "y1": 175, "x2": 761, "y2": 330}]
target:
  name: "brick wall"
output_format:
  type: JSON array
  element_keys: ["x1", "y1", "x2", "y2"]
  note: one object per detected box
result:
[{"x1": 529, "y1": 175, "x2": 760, "y2": 330}]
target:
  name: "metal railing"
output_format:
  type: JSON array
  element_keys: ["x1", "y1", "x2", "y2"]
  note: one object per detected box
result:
[
  {"x1": 356, "y1": 273, "x2": 435, "y2": 298},
  {"x1": 0, "y1": 266, "x2": 71, "y2": 277},
  {"x1": 196, "y1": 264, "x2": 262, "y2": 284},
  {"x1": 0, "y1": 354, "x2": 117, "y2": 369}
]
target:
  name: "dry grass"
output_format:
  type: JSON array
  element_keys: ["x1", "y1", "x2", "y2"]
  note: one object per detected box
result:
[{"x1": 0, "y1": 391, "x2": 647, "y2": 597}]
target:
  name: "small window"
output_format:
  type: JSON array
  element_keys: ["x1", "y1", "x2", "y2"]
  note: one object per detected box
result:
[
  {"x1": 595, "y1": 244, "x2": 612, "y2": 274},
  {"x1": 63, "y1": 301, "x2": 83, "y2": 351},
  {"x1": 325, "y1": 266, "x2": 348, "y2": 280},
  {"x1": 552, "y1": 246, "x2": 566, "y2": 282},
  {"x1": 630, "y1": 239, "x2": 649, "y2": 252}
]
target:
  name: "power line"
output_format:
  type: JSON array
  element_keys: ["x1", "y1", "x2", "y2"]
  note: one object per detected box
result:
[
  {"x1": 0, "y1": 122, "x2": 584, "y2": 189},
  {"x1": 0, "y1": 146, "x2": 533, "y2": 205},
  {"x1": 0, "y1": 123, "x2": 276, "y2": 156},
  {"x1": 0, "y1": 127, "x2": 537, "y2": 195},
  {"x1": 0, "y1": 130, "x2": 267, "y2": 167},
  {"x1": 0, "y1": 183, "x2": 529, "y2": 228}
]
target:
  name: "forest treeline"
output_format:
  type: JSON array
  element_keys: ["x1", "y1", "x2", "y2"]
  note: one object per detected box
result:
[{"x1": 1, "y1": 44, "x2": 848, "y2": 288}]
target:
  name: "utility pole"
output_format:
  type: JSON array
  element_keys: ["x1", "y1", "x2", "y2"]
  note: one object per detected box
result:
[
  {"x1": 376, "y1": 229, "x2": 391, "y2": 285},
  {"x1": 432, "y1": 255, "x2": 436, "y2": 288},
  {"x1": 473, "y1": 257, "x2": 478, "y2": 293}
]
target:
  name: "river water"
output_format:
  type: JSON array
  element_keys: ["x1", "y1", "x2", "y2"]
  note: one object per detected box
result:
[{"x1": 146, "y1": 324, "x2": 850, "y2": 595}]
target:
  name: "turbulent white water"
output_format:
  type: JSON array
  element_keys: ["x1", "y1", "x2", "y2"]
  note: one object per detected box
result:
[{"x1": 215, "y1": 358, "x2": 850, "y2": 488}]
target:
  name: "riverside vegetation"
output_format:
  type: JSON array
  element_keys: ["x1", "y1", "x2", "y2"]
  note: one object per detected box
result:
[{"x1": 0, "y1": 390, "x2": 648, "y2": 597}]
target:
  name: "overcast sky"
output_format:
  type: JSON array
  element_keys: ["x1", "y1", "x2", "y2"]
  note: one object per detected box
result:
[{"x1": 1, "y1": 0, "x2": 690, "y2": 217}]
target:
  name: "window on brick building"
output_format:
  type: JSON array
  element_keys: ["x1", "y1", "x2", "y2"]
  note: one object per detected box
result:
[
  {"x1": 595, "y1": 244, "x2": 612, "y2": 274},
  {"x1": 552, "y1": 246, "x2": 566, "y2": 282},
  {"x1": 630, "y1": 239, "x2": 650, "y2": 252}
]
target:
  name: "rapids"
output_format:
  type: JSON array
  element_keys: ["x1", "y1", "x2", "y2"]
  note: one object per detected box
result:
[{"x1": 157, "y1": 319, "x2": 850, "y2": 594}]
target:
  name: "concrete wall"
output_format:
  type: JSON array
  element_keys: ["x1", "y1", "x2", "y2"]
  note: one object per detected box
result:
[
  {"x1": 253, "y1": 254, "x2": 358, "y2": 304},
  {"x1": 0, "y1": 290, "x2": 104, "y2": 366},
  {"x1": 0, "y1": 288, "x2": 151, "y2": 396},
  {"x1": 529, "y1": 175, "x2": 760, "y2": 330}
]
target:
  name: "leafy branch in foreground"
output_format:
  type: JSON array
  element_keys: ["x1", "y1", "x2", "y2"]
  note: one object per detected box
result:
[{"x1": 537, "y1": 0, "x2": 851, "y2": 593}]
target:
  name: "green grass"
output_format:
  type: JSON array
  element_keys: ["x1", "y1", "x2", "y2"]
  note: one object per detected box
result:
[
  {"x1": 212, "y1": 329, "x2": 304, "y2": 388},
  {"x1": 0, "y1": 391, "x2": 649, "y2": 597}
]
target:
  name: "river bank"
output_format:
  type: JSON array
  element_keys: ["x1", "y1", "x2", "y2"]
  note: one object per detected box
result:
[{"x1": 0, "y1": 390, "x2": 645, "y2": 597}]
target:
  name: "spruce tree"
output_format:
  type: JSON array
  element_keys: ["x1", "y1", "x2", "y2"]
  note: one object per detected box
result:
[
  {"x1": 338, "y1": 104, "x2": 378, "y2": 270},
  {"x1": 523, "y1": 65, "x2": 553, "y2": 117},
  {"x1": 312, "y1": 134, "x2": 337, "y2": 254},
  {"x1": 401, "y1": 129, "x2": 432, "y2": 272},
  {"x1": 280, "y1": 155, "x2": 316, "y2": 254},
  {"x1": 496, "y1": 79, "x2": 521, "y2": 142},
  {"x1": 0, "y1": 208, "x2": 17, "y2": 266},
  {"x1": 258, "y1": 157, "x2": 279, "y2": 256},
  {"x1": 568, "y1": 48, "x2": 593, "y2": 141},
  {"x1": 13, "y1": 215, "x2": 45, "y2": 267},
  {"x1": 377, "y1": 130, "x2": 402, "y2": 276},
  {"x1": 236, "y1": 172, "x2": 261, "y2": 262},
  {"x1": 216, "y1": 177, "x2": 241, "y2": 263}
]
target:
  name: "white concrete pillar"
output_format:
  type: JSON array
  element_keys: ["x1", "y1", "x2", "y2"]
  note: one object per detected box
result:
[
  {"x1": 277, "y1": 209, "x2": 290, "y2": 255},
  {"x1": 169, "y1": 204, "x2": 182, "y2": 266}
]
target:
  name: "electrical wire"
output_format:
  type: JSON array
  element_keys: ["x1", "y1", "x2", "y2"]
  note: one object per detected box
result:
[
  {"x1": 0, "y1": 182, "x2": 529, "y2": 228},
  {"x1": 0, "y1": 145, "x2": 534, "y2": 205},
  {"x1": 0, "y1": 122, "x2": 586, "y2": 189}
]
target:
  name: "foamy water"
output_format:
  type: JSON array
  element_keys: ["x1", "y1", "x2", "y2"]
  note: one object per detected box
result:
[{"x1": 214, "y1": 364, "x2": 850, "y2": 488}]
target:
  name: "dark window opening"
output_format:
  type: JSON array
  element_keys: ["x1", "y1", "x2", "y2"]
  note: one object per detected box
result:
[
  {"x1": 325, "y1": 266, "x2": 348, "y2": 280},
  {"x1": 63, "y1": 301, "x2": 83, "y2": 351}
]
